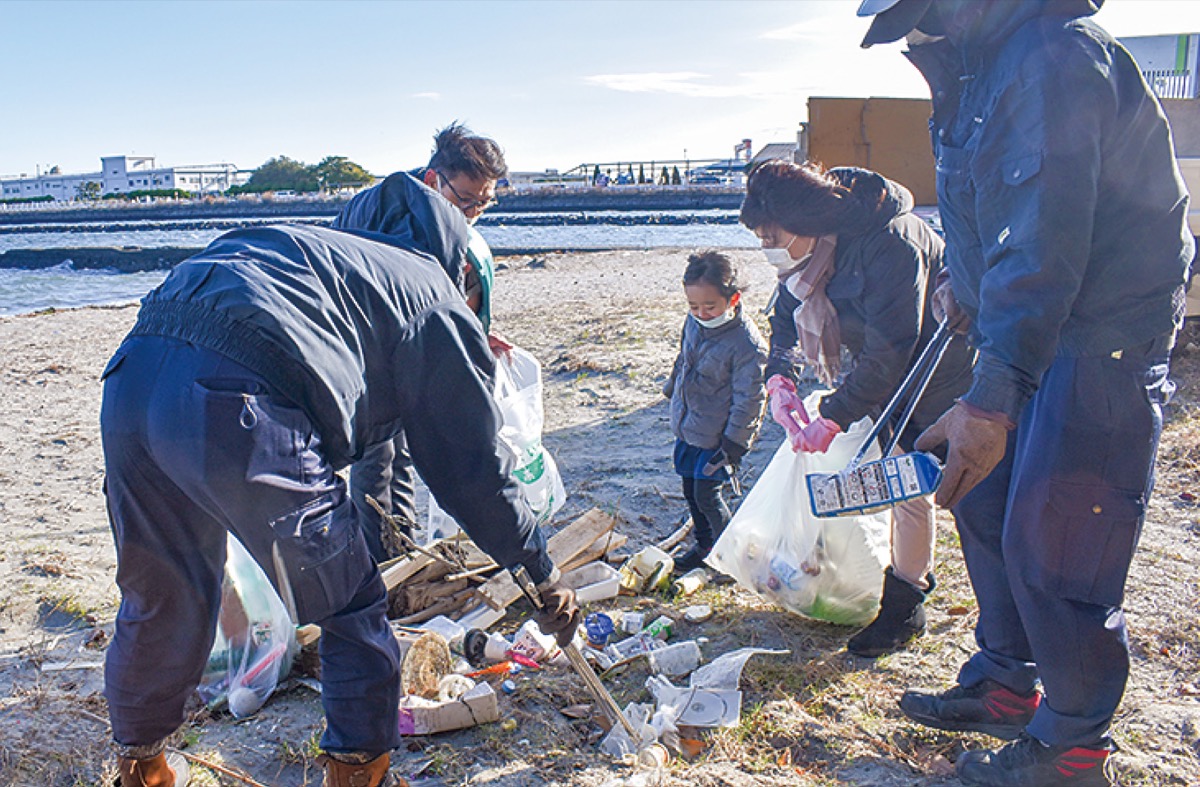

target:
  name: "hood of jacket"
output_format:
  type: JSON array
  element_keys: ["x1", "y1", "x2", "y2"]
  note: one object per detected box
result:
[
  {"x1": 332, "y1": 170, "x2": 468, "y2": 290},
  {"x1": 828, "y1": 166, "x2": 914, "y2": 234},
  {"x1": 932, "y1": 0, "x2": 1101, "y2": 53}
]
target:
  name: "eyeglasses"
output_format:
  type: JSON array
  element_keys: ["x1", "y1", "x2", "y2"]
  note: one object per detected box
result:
[{"x1": 435, "y1": 170, "x2": 496, "y2": 213}]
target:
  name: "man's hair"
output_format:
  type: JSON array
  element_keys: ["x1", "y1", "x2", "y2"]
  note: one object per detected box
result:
[
  {"x1": 683, "y1": 250, "x2": 743, "y2": 298},
  {"x1": 427, "y1": 122, "x2": 507, "y2": 181}
]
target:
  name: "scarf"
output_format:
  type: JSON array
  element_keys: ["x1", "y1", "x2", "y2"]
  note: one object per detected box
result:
[{"x1": 780, "y1": 234, "x2": 841, "y2": 386}]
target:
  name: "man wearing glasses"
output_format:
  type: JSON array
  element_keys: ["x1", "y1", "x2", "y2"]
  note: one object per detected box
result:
[{"x1": 336, "y1": 123, "x2": 508, "y2": 562}]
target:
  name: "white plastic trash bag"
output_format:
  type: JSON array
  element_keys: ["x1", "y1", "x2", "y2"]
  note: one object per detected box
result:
[
  {"x1": 426, "y1": 345, "x2": 566, "y2": 535},
  {"x1": 707, "y1": 393, "x2": 891, "y2": 626},
  {"x1": 494, "y1": 346, "x2": 566, "y2": 523}
]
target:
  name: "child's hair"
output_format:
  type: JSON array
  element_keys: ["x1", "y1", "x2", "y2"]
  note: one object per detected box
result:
[{"x1": 683, "y1": 250, "x2": 743, "y2": 299}]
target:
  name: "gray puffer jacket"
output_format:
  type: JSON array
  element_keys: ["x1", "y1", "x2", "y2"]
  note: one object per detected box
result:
[{"x1": 663, "y1": 307, "x2": 768, "y2": 451}]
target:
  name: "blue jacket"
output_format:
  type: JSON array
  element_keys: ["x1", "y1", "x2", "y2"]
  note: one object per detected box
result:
[
  {"x1": 124, "y1": 173, "x2": 555, "y2": 583},
  {"x1": 907, "y1": 0, "x2": 1194, "y2": 422}
]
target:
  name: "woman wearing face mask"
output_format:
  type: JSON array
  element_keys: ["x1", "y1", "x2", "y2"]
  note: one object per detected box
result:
[{"x1": 739, "y1": 160, "x2": 974, "y2": 657}]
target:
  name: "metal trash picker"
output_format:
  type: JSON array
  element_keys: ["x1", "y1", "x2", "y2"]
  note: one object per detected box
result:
[
  {"x1": 511, "y1": 566, "x2": 640, "y2": 740},
  {"x1": 806, "y1": 320, "x2": 954, "y2": 518}
]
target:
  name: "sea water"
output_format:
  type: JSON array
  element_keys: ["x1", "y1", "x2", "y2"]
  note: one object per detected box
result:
[{"x1": 0, "y1": 210, "x2": 759, "y2": 316}]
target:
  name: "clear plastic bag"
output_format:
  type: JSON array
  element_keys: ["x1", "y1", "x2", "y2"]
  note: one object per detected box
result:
[
  {"x1": 198, "y1": 534, "x2": 298, "y2": 718},
  {"x1": 707, "y1": 393, "x2": 891, "y2": 626}
]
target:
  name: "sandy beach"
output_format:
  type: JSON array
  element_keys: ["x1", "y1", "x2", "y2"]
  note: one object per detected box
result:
[{"x1": 1, "y1": 249, "x2": 1198, "y2": 786}]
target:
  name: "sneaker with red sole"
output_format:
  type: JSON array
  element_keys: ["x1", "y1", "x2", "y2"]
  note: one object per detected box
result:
[
  {"x1": 900, "y1": 679, "x2": 1041, "y2": 740},
  {"x1": 957, "y1": 733, "x2": 1113, "y2": 786}
]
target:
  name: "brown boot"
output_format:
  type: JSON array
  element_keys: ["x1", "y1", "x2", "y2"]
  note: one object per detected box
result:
[
  {"x1": 115, "y1": 751, "x2": 189, "y2": 786},
  {"x1": 317, "y1": 752, "x2": 391, "y2": 787}
]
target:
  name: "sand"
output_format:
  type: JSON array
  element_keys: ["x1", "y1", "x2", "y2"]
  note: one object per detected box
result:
[{"x1": 0, "y1": 249, "x2": 1197, "y2": 786}]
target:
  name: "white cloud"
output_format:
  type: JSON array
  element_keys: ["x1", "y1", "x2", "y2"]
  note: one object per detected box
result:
[
  {"x1": 411, "y1": 92, "x2": 441, "y2": 100},
  {"x1": 762, "y1": 21, "x2": 828, "y2": 41},
  {"x1": 584, "y1": 71, "x2": 787, "y2": 99}
]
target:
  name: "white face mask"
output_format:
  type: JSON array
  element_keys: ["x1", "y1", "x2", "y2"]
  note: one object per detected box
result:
[
  {"x1": 694, "y1": 309, "x2": 736, "y2": 329},
  {"x1": 763, "y1": 247, "x2": 798, "y2": 273},
  {"x1": 762, "y1": 235, "x2": 814, "y2": 274}
]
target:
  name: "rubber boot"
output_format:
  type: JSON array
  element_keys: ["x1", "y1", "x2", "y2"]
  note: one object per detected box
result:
[
  {"x1": 115, "y1": 751, "x2": 189, "y2": 787},
  {"x1": 847, "y1": 567, "x2": 934, "y2": 658},
  {"x1": 317, "y1": 752, "x2": 391, "y2": 787}
]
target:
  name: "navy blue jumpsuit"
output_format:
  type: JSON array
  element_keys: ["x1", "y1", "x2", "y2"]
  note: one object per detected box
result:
[
  {"x1": 101, "y1": 182, "x2": 556, "y2": 757},
  {"x1": 907, "y1": 0, "x2": 1193, "y2": 748}
]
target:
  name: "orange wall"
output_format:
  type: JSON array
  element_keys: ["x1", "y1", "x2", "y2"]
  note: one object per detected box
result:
[{"x1": 807, "y1": 97, "x2": 937, "y2": 206}]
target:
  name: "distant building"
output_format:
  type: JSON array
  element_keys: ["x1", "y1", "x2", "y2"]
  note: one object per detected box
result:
[
  {"x1": 750, "y1": 142, "x2": 800, "y2": 166},
  {"x1": 1121, "y1": 33, "x2": 1199, "y2": 99},
  {"x1": 1, "y1": 155, "x2": 243, "y2": 202}
]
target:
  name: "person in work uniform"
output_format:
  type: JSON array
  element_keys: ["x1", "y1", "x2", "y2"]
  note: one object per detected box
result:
[
  {"x1": 857, "y1": 1, "x2": 1194, "y2": 783},
  {"x1": 100, "y1": 172, "x2": 580, "y2": 787},
  {"x1": 340, "y1": 122, "x2": 509, "y2": 561}
]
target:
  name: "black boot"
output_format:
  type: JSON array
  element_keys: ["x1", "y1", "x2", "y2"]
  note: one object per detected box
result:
[
  {"x1": 847, "y1": 567, "x2": 935, "y2": 658},
  {"x1": 674, "y1": 544, "x2": 710, "y2": 573}
]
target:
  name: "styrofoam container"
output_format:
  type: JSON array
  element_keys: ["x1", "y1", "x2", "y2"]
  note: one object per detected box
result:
[{"x1": 561, "y1": 561, "x2": 620, "y2": 604}]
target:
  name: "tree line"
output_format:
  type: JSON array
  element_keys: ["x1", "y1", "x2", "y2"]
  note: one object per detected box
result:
[{"x1": 229, "y1": 155, "x2": 375, "y2": 195}]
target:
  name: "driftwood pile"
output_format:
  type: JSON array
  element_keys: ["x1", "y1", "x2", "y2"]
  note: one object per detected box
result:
[{"x1": 297, "y1": 507, "x2": 671, "y2": 647}]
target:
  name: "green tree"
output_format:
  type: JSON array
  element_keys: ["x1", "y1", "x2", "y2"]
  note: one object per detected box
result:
[
  {"x1": 312, "y1": 156, "x2": 374, "y2": 191},
  {"x1": 242, "y1": 156, "x2": 319, "y2": 193},
  {"x1": 638, "y1": 163, "x2": 646, "y2": 184},
  {"x1": 671, "y1": 166, "x2": 681, "y2": 185},
  {"x1": 592, "y1": 164, "x2": 601, "y2": 184},
  {"x1": 76, "y1": 181, "x2": 101, "y2": 201}
]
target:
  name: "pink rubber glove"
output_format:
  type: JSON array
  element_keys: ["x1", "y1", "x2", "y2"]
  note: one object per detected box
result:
[
  {"x1": 792, "y1": 416, "x2": 842, "y2": 454},
  {"x1": 766, "y1": 375, "x2": 809, "y2": 446}
]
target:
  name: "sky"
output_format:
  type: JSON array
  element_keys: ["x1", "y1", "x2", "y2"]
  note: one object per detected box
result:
[{"x1": 3, "y1": 0, "x2": 1200, "y2": 179}]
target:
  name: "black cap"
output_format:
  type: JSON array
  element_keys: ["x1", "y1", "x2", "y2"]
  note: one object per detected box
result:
[{"x1": 858, "y1": 0, "x2": 934, "y2": 48}]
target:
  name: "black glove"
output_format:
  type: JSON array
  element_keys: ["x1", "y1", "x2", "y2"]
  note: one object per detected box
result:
[
  {"x1": 533, "y1": 579, "x2": 582, "y2": 647},
  {"x1": 720, "y1": 437, "x2": 748, "y2": 467}
]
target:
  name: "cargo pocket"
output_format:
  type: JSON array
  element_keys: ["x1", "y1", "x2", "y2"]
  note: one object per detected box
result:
[
  {"x1": 1040, "y1": 480, "x2": 1145, "y2": 608},
  {"x1": 196, "y1": 380, "x2": 320, "y2": 488},
  {"x1": 268, "y1": 491, "x2": 370, "y2": 624}
]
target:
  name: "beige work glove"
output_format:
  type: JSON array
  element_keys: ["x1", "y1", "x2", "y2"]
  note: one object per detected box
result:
[
  {"x1": 915, "y1": 401, "x2": 1010, "y2": 509},
  {"x1": 931, "y1": 276, "x2": 972, "y2": 335}
]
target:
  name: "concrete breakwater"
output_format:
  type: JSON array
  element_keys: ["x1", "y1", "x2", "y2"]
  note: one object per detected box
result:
[
  {"x1": 0, "y1": 186, "x2": 745, "y2": 227},
  {"x1": 0, "y1": 247, "x2": 200, "y2": 273}
]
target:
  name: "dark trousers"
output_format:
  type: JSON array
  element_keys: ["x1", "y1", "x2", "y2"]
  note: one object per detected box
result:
[
  {"x1": 682, "y1": 477, "x2": 731, "y2": 551},
  {"x1": 350, "y1": 434, "x2": 417, "y2": 562},
  {"x1": 952, "y1": 339, "x2": 1172, "y2": 748},
  {"x1": 101, "y1": 336, "x2": 401, "y2": 756}
]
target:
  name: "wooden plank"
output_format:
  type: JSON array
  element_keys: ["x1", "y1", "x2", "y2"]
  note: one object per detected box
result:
[
  {"x1": 560, "y1": 531, "x2": 628, "y2": 573},
  {"x1": 382, "y1": 554, "x2": 436, "y2": 591},
  {"x1": 456, "y1": 507, "x2": 617, "y2": 622}
]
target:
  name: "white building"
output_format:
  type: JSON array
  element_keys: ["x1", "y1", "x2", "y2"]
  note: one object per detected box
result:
[
  {"x1": 1121, "y1": 33, "x2": 1199, "y2": 100},
  {"x1": 1, "y1": 155, "x2": 243, "y2": 202}
]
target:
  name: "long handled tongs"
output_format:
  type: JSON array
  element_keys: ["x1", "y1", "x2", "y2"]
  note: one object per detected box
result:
[{"x1": 807, "y1": 320, "x2": 954, "y2": 517}]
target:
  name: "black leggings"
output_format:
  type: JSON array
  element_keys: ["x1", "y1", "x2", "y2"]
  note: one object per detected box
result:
[{"x1": 682, "y1": 477, "x2": 730, "y2": 551}]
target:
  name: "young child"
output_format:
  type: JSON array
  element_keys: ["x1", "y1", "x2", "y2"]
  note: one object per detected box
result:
[{"x1": 663, "y1": 251, "x2": 768, "y2": 572}]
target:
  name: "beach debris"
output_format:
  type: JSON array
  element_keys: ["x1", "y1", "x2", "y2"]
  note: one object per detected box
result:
[
  {"x1": 585, "y1": 612, "x2": 615, "y2": 647},
  {"x1": 647, "y1": 641, "x2": 702, "y2": 677},
  {"x1": 671, "y1": 568, "x2": 709, "y2": 598},
  {"x1": 398, "y1": 681, "x2": 500, "y2": 735},
  {"x1": 682, "y1": 605, "x2": 713, "y2": 624},
  {"x1": 618, "y1": 547, "x2": 675, "y2": 595},
  {"x1": 562, "y1": 561, "x2": 621, "y2": 604}
]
